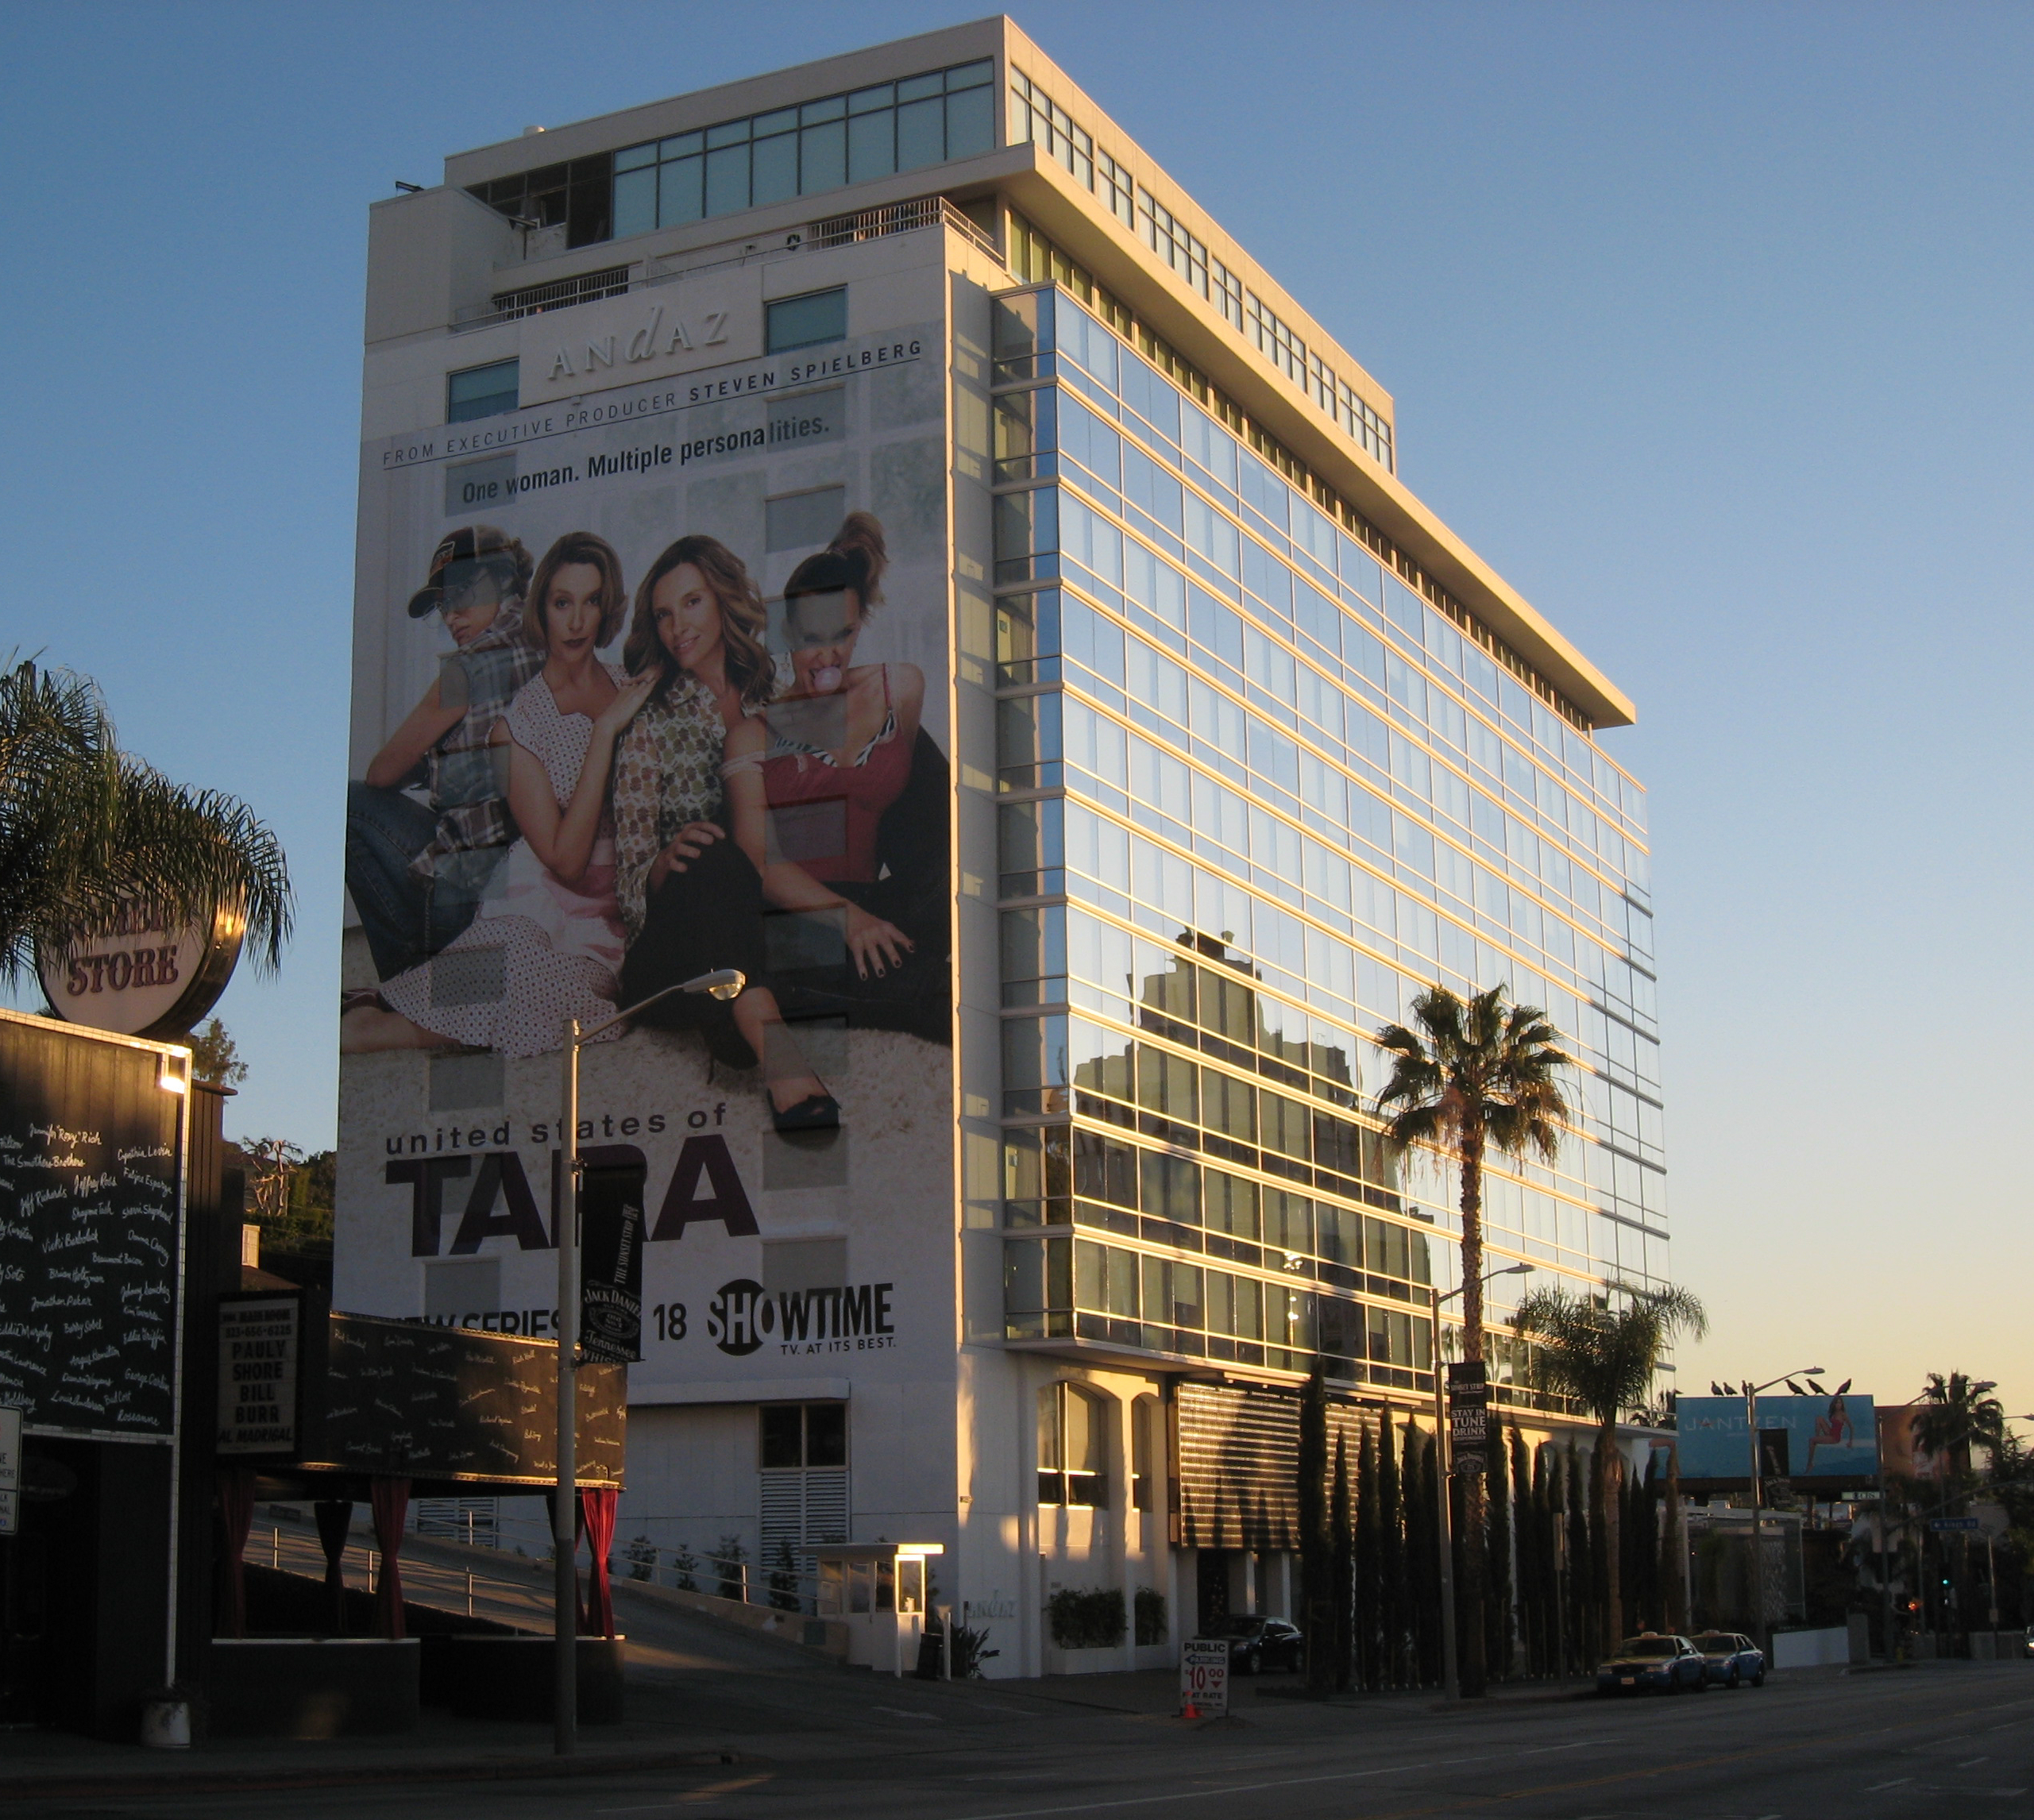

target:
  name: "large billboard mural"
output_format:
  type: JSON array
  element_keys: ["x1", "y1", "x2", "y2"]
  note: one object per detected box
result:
[
  {"x1": 1675, "y1": 1392, "x2": 1881, "y2": 1483},
  {"x1": 334, "y1": 311, "x2": 955, "y2": 1410}
]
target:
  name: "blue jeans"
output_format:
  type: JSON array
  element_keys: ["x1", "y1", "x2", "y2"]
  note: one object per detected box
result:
[{"x1": 345, "y1": 781, "x2": 493, "y2": 981}]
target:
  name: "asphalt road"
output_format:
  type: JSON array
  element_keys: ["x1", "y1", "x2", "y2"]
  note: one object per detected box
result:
[{"x1": 17, "y1": 1657, "x2": 2032, "y2": 1820}]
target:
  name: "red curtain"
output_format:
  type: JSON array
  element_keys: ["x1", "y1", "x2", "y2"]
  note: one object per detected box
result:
[
  {"x1": 216, "y1": 1469, "x2": 256, "y2": 1639},
  {"x1": 369, "y1": 1477, "x2": 410, "y2": 1641},
  {"x1": 313, "y1": 1498, "x2": 353, "y2": 1636},
  {"x1": 577, "y1": 1487, "x2": 618, "y2": 1639}
]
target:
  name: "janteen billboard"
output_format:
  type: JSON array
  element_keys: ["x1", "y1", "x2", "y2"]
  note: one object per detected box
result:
[
  {"x1": 334, "y1": 318, "x2": 954, "y2": 1405},
  {"x1": 1675, "y1": 1393, "x2": 1881, "y2": 1483}
]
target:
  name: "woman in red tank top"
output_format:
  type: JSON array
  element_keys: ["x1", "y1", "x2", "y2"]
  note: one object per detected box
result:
[{"x1": 723, "y1": 514, "x2": 926, "y2": 985}]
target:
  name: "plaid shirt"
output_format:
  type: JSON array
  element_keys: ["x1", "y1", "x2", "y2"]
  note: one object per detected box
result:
[
  {"x1": 409, "y1": 613, "x2": 544, "y2": 888},
  {"x1": 612, "y1": 679, "x2": 726, "y2": 942}
]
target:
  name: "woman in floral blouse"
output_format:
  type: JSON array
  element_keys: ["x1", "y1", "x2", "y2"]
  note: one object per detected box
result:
[{"x1": 613, "y1": 535, "x2": 838, "y2": 1132}]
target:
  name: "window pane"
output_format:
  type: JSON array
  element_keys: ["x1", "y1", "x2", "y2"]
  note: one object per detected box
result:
[
  {"x1": 658, "y1": 155, "x2": 703, "y2": 227},
  {"x1": 446, "y1": 359, "x2": 519, "y2": 422},
  {"x1": 752, "y1": 131, "x2": 798, "y2": 205},
  {"x1": 1233, "y1": 1274, "x2": 1263, "y2": 1340},
  {"x1": 847, "y1": 107, "x2": 894, "y2": 180},
  {"x1": 754, "y1": 107, "x2": 798, "y2": 136},
  {"x1": 806, "y1": 1402, "x2": 847, "y2": 1467},
  {"x1": 801, "y1": 119, "x2": 847, "y2": 193},
  {"x1": 945, "y1": 83, "x2": 994, "y2": 157},
  {"x1": 946, "y1": 57, "x2": 994, "y2": 89},
  {"x1": 612, "y1": 164, "x2": 656, "y2": 238},
  {"x1": 802, "y1": 94, "x2": 846, "y2": 123},
  {"x1": 1205, "y1": 1168, "x2": 1258, "y2": 1237},
  {"x1": 705, "y1": 118, "x2": 750, "y2": 148},
  {"x1": 897, "y1": 71, "x2": 943, "y2": 102},
  {"x1": 848, "y1": 83, "x2": 894, "y2": 113},
  {"x1": 660, "y1": 130, "x2": 703, "y2": 157},
  {"x1": 1038, "y1": 1386, "x2": 1062, "y2": 1469},
  {"x1": 766, "y1": 287, "x2": 847, "y2": 353},
  {"x1": 615, "y1": 142, "x2": 656, "y2": 172},
  {"x1": 1075, "y1": 1240, "x2": 1106, "y2": 1312},
  {"x1": 704, "y1": 143, "x2": 749, "y2": 214},
  {"x1": 1064, "y1": 1388, "x2": 1100, "y2": 1472},
  {"x1": 896, "y1": 95, "x2": 944, "y2": 171},
  {"x1": 759, "y1": 1405, "x2": 803, "y2": 1469}
]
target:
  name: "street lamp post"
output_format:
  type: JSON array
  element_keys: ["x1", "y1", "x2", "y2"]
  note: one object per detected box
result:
[
  {"x1": 1741, "y1": 1367, "x2": 1822, "y2": 1656},
  {"x1": 553, "y1": 967, "x2": 743, "y2": 1757},
  {"x1": 1429, "y1": 1259, "x2": 1532, "y2": 1700}
]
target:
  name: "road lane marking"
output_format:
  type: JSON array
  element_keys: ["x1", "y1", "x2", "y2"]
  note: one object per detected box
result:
[
  {"x1": 951, "y1": 1757, "x2": 1450, "y2": 1819},
  {"x1": 1862, "y1": 1779, "x2": 1912, "y2": 1791},
  {"x1": 874, "y1": 1706, "x2": 943, "y2": 1722},
  {"x1": 958, "y1": 1683, "x2": 2001, "y2": 1820},
  {"x1": 1959, "y1": 1756, "x2": 1990, "y2": 1768},
  {"x1": 1521, "y1": 1739, "x2": 1610, "y2": 1754}
]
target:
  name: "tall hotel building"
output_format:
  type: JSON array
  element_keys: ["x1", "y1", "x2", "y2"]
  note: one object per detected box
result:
[{"x1": 338, "y1": 17, "x2": 1666, "y2": 1673}]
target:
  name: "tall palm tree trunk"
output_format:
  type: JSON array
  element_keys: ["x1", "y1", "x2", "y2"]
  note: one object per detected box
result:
[
  {"x1": 1455, "y1": 1123, "x2": 1489, "y2": 1695},
  {"x1": 1596, "y1": 1417, "x2": 1623, "y2": 1652}
]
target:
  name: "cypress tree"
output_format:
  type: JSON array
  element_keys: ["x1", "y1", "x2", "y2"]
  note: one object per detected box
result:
[
  {"x1": 1333, "y1": 1432, "x2": 1354, "y2": 1692},
  {"x1": 1378, "y1": 1419, "x2": 1407, "y2": 1686},
  {"x1": 1509, "y1": 1426, "x2": 1534, "y2": 1676},
  {"x1": 1588, "y1": 1437, "x2": 1613, "y2": 1654},
  {"x1": 1634, "y1": 1453, "x2": 1660, "y2": 1630},
  {"x1": 1516, "y1": 1440, "x2": 1540, "y2": 1676},
  {"x1": 1662, "y1": 1440, "x2": 1689, "y2": 1633},
  {"x1": 1565, "y1": 1435, "x2": 1592, "y2": 1669},
  {"x1": 1356, "y1": 1425, "x2": 1382, "y2": 1690},
  {"x1": 1538, "y1": 1443, "x2": 1556, "y2": 1675},
  {"x1": 1485, "y1": 1421, "x2": 1513, "y2": 1680},
  {"x1": 1299, "y1": 1373, "x2": 1333, "y2": 1697},
  {"x1": 1538, "y1": 1440, "x2": 1553, "y2": 1675}
]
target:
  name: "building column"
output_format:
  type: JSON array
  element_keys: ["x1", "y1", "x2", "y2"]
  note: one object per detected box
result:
[
  {"x1": 1017, "y1": 1362, "x2": 1040, "y2": 1677},
  {"x1": 1115, "y1": 1392, "x2": 1137, "y2": 1672}
]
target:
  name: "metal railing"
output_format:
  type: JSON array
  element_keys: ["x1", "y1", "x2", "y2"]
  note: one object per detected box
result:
[
  {"x1": 257, "y1": 1521, "x2": 556, "y2": 1627},
  {"x1": 806, "y1": 195, "x2": 995, "y2": 256},
  {"x1": 255, "y1": 1511, "x2": 828, "y2": 1621},
  {"x1": 463, "y1": 264, "x2": 635, "y2": 328},
  {"x1": 452, "y1": 195, "x2": 995, "y2": 334}
]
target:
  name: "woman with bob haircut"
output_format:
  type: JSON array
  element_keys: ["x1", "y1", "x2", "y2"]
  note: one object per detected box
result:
[
  {"x1": 612, "y1": 533, "x2": 839, "y2": 1132},
  {"x1": 342, "y1": 530, "x2": 654, "y2": 1058}
]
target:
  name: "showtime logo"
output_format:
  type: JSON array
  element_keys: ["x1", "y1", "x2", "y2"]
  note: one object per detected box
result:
[{"x1": 706, "y1": 1278, "x2": 895, "y2": 1357}]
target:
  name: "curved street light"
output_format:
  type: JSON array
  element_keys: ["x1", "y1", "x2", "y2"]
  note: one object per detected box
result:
[{"x1": 553, "y1": 968, "x2": 743, "y2": 1755}]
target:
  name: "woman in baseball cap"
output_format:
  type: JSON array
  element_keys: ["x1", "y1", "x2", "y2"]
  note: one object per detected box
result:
[{"x1": 345, "y1": 526, "x2": 539, "y2": 981}]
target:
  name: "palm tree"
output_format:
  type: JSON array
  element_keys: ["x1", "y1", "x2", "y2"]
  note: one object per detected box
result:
[
  {"x1": 1511, "y1": 1279, "x2": 1708, "y2": 1653},
  {"x1": 1912, "y1": 1371, "x2": 2006, "y2": 1488},
  {"x1": 1374, "y1": 982, "x2": 1573, "y2": 1695},
  {"x1": 0, "y1": 657, "x2": 291, "y2": 982}
]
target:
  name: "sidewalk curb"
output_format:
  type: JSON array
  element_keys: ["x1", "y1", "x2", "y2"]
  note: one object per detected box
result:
[{"x1": 1, "y1": 1745, "x2": 751, "y2": 1801}]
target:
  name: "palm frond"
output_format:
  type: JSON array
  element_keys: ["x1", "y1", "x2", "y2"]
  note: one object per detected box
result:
[
  {"x1": 1512, "y1": 1280, "x2": 1708, "y2": 1426},
  {"x1": 0, "y1": 656, "x2": 293, "y2": 979}
]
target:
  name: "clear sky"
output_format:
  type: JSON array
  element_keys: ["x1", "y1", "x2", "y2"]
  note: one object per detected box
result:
[{"x1": 2, "y1": 2, "x2": 2026, "y2": 1421}]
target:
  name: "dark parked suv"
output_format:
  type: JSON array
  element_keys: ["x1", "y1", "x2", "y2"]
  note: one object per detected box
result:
[{"x1": 1207, "y1": 1614, "x2": 1304, "y2": 1674}]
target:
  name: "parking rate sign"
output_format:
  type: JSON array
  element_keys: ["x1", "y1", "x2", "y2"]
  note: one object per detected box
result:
[{"x1": 1182, "y1": 1638, "x2": 1230, "y2": 1717}]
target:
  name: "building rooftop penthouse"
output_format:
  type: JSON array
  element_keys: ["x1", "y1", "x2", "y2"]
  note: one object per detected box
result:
[{"x1": 380, "y1": 15, "x2": 1632, "y2": 734}]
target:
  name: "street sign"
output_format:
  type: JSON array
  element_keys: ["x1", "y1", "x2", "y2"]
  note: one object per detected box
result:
[
  {"x1": 1928, "y1": 1516, "x2": 1982, "y2": 1533},
  {"x1": 1448, "y1": 1361, "x2": 1489, "y2": 1471},
  {"x1": 0, "y1": 1405, "x2": 20, "y2": 1536},
  {"x1": 1180, "y1": 1637, "x2": 1230, "y2": 1718}
]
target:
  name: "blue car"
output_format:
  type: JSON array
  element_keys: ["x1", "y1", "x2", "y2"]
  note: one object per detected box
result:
[
  {"x1": 1596, "y1": 1633, "x2": 1708, "y2": 1695},
  {"x1": 1689, "y1": 1630, "x2": 1766, "y2": 1688}
]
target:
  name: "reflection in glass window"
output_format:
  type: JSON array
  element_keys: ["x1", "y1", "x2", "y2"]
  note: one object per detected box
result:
[{"x1": 1038, "y1": 1381, "x2": 1107, "y2": 1506}]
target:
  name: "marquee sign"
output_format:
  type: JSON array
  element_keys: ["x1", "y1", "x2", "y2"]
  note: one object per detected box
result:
[{"x1": 38, "y1": 900, "x2": 244, "y2": 1040}]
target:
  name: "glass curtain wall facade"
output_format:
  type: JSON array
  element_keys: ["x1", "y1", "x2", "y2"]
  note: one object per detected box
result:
[{"x1": 992, "y1": 287, "x2": 1665, "y2": 1410}]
